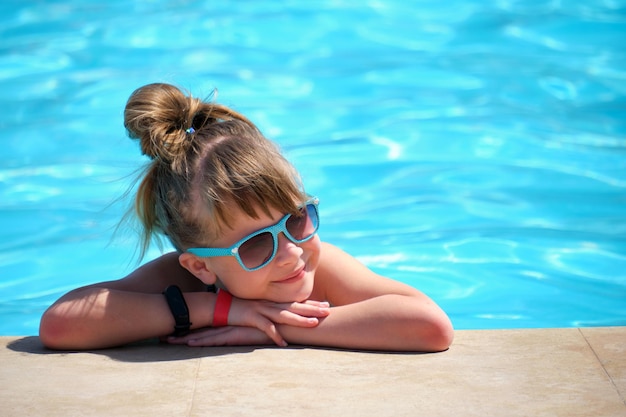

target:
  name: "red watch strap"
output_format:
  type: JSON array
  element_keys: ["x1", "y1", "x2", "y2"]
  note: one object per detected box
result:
[{"x1": 213, "y1": 289, "x2": 232, "y2": 327}]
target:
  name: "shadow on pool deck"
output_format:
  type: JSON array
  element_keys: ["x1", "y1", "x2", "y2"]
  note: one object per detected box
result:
[{"x1": 1, "y1": 327, "x2": 624, "y2": 417}]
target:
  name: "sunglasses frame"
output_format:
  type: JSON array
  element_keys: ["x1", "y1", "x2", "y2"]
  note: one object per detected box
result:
[{"x1": 187, "y1": 197, "x2": 319, "y2": 272}]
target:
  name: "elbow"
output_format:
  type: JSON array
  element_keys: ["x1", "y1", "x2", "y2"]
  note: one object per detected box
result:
[
  {"x1": 410, "y1": 309, "x2": 454, "y2": 353},
  {"x1": 38, "y1": 287, "x2": 110, "y2": 350},
  {"x1": 424, "y1": 316, "x2": 454, "y2": 352},
  {"x1": 39, "y1": 306, "x2": 88, "y2": 351},
  {"x1": 39, "y1": 309, "x2": 72, "y2": 350},
  {"x1": 394, "y1": 298, "x2": 455, "y2": 352}
]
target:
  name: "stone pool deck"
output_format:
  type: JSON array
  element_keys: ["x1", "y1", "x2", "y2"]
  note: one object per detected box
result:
[{"x1": 1, "y1": 327, "x2": 624, "y2": 416}]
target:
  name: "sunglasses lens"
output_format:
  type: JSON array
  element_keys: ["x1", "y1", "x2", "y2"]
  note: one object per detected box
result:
[
  {"x1": 238, "y1": 232, "x2": 274, "y2": 270},
  {"x1": 286, "y1": 203, "x2": 319, "y2": 241},
  {"x1": 236, "y1": 202, "x2": 319, "y2": 270}
]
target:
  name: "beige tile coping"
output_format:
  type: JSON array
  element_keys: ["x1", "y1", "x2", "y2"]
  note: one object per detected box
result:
[{"x1": 1, "y1": 327, "x2": 624, "y2": 417}]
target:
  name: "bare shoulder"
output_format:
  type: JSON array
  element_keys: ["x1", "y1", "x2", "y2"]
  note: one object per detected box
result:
[
  {"x1": 91, "y1": 252, "x2": 205, "y2": 293},
  {"x1": 319, "y1": 241, "x2": 352, "y2": 264},
  {"x1": 316, "y1": 242, "x2": 367, "y2": 281},
  {"x1": 315, "y1": 242, "x2": 422, "y2": 305}
]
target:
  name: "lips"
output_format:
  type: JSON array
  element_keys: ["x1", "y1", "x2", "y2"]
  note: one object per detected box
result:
[{"x1": 277, "y1": 265, "x2": 306, "y2": 284}]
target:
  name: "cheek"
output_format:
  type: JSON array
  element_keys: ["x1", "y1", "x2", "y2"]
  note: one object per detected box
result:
[
  {"x1": 205, "y1": 257, "x2": 236, "y2": 277},
  {"x1": 214, "y1": 261, "x2": 270, "y2": 298},
  {"x1": 304, "y1": 235, "x2": 322, "y2": 266},
  {"x1": 209, "y1": 259, "x2": 245, "y2": 286}
]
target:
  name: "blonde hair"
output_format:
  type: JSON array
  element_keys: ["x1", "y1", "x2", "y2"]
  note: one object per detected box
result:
[{"x1": 123, "y1": 83, "x2": 305, "y2": 258}]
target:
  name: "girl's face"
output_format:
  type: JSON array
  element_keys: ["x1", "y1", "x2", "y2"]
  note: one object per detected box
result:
[{"x1": 201, "y1": 204, "x2": 321, "y2": 303}]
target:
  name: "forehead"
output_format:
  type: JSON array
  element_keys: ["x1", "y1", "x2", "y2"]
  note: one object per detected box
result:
[
  {"x1": 190, "y1": 189, "x2": 306, "y2": 246},
  {"x1": 213, "y1": 202, "x2": 285, "y2": 245},
  {"x1": 221, "y1": 193, "x2": 304, "y2": 224},
  {"x1": 224, "y1": 200, "x2": 281, "y2": 226}
]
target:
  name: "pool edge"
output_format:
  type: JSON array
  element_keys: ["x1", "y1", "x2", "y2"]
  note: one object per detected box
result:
[{"x1": 1, "y1": 327, "x2": 624, "y2": 416}]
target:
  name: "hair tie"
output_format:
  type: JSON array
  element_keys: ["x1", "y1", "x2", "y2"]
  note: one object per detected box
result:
[{"x1": 185, "y1": 127, "x2": 195, "y2": 134}]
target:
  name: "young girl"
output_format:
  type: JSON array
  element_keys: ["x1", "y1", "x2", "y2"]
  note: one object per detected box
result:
[{"x1": 39, "y1": 83, "x2": 453, "y2": 352}]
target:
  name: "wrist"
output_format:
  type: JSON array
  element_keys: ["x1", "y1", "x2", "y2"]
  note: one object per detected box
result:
[
  {"x1": 213, "y1": 289, "x2": 233, "y2": 326},
  {"x1": 162, "y1": 285, "x2": 192, "y2": 337},
  {"x1": 179, "y1": 291, "x2": 218, "y2": 330}
]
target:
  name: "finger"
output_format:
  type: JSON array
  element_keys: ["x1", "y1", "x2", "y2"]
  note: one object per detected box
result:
[
  {"x1": 187, "y1": 328, "x2": 235, "y2": 347},
  {"x1": 256, "y1": 318, "x2": 287, "y2": 347},
  {"x1": 167, "y1": 334, "x2": 197, "y2": 345},
  {"x1": 251, "y1": 302, "x2": 329, "y2": 329},
  {"x1": 274, "y1": 310, "x2": 321, "y2": 327},
  {"x1": 187, "y1": 327, "x2": 274, "y2": 347},
  {"x1": 302, "y1": 300, "x2": 330, "y2": 308},
  {"x1": 236, "y1": 302, "x2": 288, "y2": 346},
  {"x1": 166, "y1": 327, "x2": 230, "y2": 344},
  {"x1": 257, "y1": 302, "x2": 328, "y2": 327},
  {"x1": 187, "y1": 327, "x2": 241, "y2": 346},
  {"x1": 283, "y1": 302, "x2": 331, "y2": 318}
]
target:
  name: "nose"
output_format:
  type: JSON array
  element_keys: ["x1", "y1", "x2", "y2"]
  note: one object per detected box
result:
[{"x1": 274, "y1": 232, "x2": 303, "y2": 266}]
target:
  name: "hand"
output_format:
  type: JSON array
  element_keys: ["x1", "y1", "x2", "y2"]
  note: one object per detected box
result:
[
  {"x1": 227, "y1": 298, "x2": 330, "y2": 346},
  {"x1": 167, "y1": 326, "x2": 272, "y2": 347}
]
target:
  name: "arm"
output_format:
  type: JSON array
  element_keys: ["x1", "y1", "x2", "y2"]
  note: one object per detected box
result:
[
  {"x1": 38, "y1": 253, "x2": 215, "y2": 350},
  {"x1": 179, "y1": 243, "x2": 453, "y2": 352},
  {"x1": 279, "y1": 243, "x2": 454, "y2": 352},
  {"x1": 39, "y1": 252, "x2": 329, "y2": 350},
  {"x1": 278, "y1": 296, "x2": 451, "y2": 352}
]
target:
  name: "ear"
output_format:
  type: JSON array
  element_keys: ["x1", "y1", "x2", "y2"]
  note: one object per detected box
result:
[{"x1": 178, "y1": 253, "x2": 217, "y2": 285}]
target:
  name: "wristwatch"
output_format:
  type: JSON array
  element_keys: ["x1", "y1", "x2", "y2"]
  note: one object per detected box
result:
[{"x1": 162, "y1": 285, "x2": 192, "y2": 337}]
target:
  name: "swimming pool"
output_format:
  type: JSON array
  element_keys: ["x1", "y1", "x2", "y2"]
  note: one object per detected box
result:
[{"x1": 1, "y1": 0, "x2": 625, "y2": 336}]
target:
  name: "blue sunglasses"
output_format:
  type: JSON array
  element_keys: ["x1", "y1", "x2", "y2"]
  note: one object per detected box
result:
[{"x1": 187, "y1": 197, "x2": 320, "y2": 271}]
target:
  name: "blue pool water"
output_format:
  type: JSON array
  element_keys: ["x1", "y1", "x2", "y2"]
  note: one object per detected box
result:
[{"x1": 1, "y1": 1, "x2": 625, "y2": 336}]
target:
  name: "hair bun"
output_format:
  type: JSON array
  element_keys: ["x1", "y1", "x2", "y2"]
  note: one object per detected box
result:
[{"x1": 123, "y1": 83, "x2": 199, "y2": 163}]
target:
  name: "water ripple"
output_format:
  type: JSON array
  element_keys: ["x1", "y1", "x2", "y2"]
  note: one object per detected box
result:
[{"x1": 1, "y1": 0, "x2": 625, "y2": 334}]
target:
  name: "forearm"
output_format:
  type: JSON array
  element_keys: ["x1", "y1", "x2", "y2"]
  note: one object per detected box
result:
[
  {"x1": 39, "y1": 287, "x2": 215, "y2": 350},
  {"x1": 277, "y1": 295, "x2": 453, "y2": 352}
]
